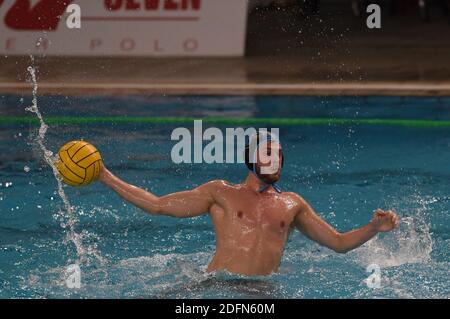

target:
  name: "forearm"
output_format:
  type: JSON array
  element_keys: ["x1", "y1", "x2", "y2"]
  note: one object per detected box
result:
[
  {"x1": 99, "y1": 168, "x2": 160, "y2": 214},
  {"x1": 99, "y1": 167, "x2": 217, "y2": 218},
  {"x1": 296, "y1": 196, "x2": 398, "y2": 254},
  {"x1": 334, "y1": 222, "x2": 378, "y2": 253}
]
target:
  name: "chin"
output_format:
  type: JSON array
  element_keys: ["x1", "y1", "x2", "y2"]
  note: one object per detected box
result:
[{"x1": 261, "y1": 173, "x2": 280, "y2": 184}]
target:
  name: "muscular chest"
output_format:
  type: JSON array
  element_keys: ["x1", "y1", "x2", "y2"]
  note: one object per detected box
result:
[{"x1": 223, "y1": 191, "x2": 297, "y2": 235}]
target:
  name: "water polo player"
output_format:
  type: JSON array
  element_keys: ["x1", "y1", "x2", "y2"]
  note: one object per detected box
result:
[{"x1": 97, "y1": 132, "x2": 399, "y2": 276}]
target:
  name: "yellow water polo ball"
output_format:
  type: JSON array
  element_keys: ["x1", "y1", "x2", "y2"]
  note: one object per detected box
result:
[{"x1": 56, "y1": 140, "x2": 103, "y2": 186}]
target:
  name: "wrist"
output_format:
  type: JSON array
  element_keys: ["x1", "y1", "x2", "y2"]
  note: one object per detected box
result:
[
  {"x1": 98, "y1": 166, "x2": 109, "y2": 183},
  {"x1": 368, "y1": 220, "x2": 379, "y2": 234}
]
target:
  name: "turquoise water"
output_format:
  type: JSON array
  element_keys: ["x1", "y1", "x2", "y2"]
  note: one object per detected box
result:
[{"x1": 0, "y1": 95, "x2": 449, "y2": 298}]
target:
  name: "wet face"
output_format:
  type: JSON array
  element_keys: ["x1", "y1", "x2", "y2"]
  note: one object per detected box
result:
[{"x1": 254, "y1": 141, "x2": 283, "y2": 184}]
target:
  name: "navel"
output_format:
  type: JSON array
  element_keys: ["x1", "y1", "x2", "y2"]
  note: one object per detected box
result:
[
  {"x1": 237, "y1": 211, "x2": 243, "y2": 218},
  {"x1": 280, "y1": 221, "x2": 285, "y2": 228}
]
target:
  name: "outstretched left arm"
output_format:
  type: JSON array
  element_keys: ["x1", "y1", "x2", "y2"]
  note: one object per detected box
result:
[{"x1": 294, "y1": 196, "x2": 399, "y2": 253}]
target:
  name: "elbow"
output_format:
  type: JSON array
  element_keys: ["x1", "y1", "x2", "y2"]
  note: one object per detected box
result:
[
  {"x1": 144, "y1": 199, "x2": 162, "y2": 215},
  {"x1": 331, "y1": 234, "x2": 351, "y2": 254},
  {"x1": 146, "y1": 208, "x2": 160, "y2": 216}
]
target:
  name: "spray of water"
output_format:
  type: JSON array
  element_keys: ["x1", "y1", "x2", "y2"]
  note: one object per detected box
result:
[
  {"x1": 26, "y1": 56, "x2": 104, "y2": 264},
  {"x1": 356, "y1": 194, "x2": 433, "y2": 268}
]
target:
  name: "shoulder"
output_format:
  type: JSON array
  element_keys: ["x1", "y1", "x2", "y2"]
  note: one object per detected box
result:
[
  {"x1": 283, "y1": 191, "x2": 304, "y2": 202},
  {"x1": 197, "y1": 179, "x2": 233, "y2": 192},
  {"x1": 283, "y1": 192, "x2": 309, "y2": 211}
]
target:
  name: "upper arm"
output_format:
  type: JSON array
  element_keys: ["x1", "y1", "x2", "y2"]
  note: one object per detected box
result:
[
  {"x1": 293, "y1": 195, "x2": 342, "y2": 251},
  {"x1": 156, "y1": 180, "x2": 223, "y2": 218}
]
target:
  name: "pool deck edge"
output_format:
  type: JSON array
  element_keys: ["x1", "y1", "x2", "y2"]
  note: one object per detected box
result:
[{"x1": 1, "y1": 82, "x2": 450, "y2": 96}]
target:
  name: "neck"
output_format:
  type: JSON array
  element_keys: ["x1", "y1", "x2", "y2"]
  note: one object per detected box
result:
[{"x1": 244, "y1": 172, "x2": 268, "y2": 192}]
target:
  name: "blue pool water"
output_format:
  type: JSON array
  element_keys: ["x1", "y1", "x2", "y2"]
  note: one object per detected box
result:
[{"x1": 0, "y1": 95, "x2": 449, "y2": 298}]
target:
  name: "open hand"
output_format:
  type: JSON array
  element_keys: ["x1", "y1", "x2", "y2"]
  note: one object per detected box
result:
[{"x1": 371, "y1": 209, "x2": 400, "y2": 232}]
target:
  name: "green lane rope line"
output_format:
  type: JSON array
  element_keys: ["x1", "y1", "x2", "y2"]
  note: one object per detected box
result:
[{"x1": 1, "y1": 116, "x2": 450, "y2": 127}]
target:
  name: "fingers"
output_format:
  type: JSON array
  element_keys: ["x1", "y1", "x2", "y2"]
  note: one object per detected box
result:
[
  {"x1": 375, "y1": 208, "x2": 395, "y2": 216},
  {"x1": 392, "y1": 212, "x2": 400, "y2": 228},
  {"x1": 373, "y1": 208, "x2": 400, "y2": 228},
  {"x1": 374, "y1": 208, "x2": 385, "y2": 217},
  {"x1": 384, "y1": 209, "x2": 400, "y2": 228}
]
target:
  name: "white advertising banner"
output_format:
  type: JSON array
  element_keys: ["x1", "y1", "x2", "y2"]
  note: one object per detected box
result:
[{"x1": 0, "y1": 0, "x2": 248, "y2": 56}]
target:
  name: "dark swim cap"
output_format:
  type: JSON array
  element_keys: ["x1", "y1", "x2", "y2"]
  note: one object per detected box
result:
[{"x1": 244, "y1": 131, "x2": 284, "y2": 173}]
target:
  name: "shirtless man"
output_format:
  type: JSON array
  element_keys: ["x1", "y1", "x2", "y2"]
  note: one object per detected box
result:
[{"x1": 99, "y1": 133, "x2": 399, "y2": 276}]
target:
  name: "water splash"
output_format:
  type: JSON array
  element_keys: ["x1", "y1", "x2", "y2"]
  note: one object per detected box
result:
[
  {"x1": 25, "y1": 252, "x2": 212, "y2": 298},
  {"x1": 356, "y1": 195, "x2": 433, "y2": 268},
  {"x1": 25, "y1": 56, "x2": 104, "y2": 265}
]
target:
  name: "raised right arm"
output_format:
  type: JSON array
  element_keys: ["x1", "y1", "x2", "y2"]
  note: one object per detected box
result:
[{"x1": 98, "y1": 167, "x2": 219, "y2": 218}]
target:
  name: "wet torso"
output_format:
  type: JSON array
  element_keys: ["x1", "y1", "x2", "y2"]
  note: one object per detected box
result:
[{"x1": 207, "y1": 182, "x2": 301, "y2": 276}]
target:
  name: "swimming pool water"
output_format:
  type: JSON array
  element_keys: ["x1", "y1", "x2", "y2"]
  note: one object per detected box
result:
[{"x1": 0, "y1": 95, "x2": 449, "y2": 298}]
